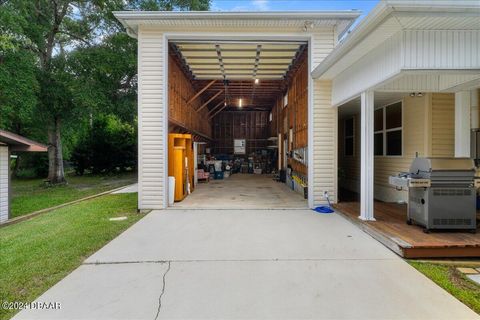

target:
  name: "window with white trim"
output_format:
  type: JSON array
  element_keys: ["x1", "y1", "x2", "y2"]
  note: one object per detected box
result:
[
  {"x1": 344, "y1": 117, "x2": 354, "y2": 156},
  {"x1": 374, "y1": 101, "x2": 402, "y2": 156}
]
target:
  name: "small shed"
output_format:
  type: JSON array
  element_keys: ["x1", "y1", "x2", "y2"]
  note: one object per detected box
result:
[{"x1": 0, "y1": 129, "x2": 47, "y2": 223}]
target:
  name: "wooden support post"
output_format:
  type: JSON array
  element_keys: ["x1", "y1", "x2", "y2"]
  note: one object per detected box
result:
[
  {"x1": 197, "y1": 90, "x2": 223, "y2": 112},
  {"x1": 187, "y1": 79, "x2": 216, "y2": 105}
]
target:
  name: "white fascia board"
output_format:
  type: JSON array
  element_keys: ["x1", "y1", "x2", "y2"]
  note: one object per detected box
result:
[
  {"x1": 113, "y1": 11, "x2": 361, "y2": 38},
  {"x1": 113, "y1": 11, "x2": 362, "y2": 21},
  {"x1": 311, "y1": 0, "x2": 480, "y2": 79}
]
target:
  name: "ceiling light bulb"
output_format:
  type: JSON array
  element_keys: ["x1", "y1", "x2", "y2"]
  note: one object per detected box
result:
[
  {"x1": 239, "y1": 98, "x2": 243, "y2": 108},
  {"x1": 254, "y1": 78, "x2": 259, "y2": 84}
]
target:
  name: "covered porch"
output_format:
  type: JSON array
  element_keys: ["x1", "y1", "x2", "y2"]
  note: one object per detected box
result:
[{"x1": 312, "y1": 1, "x2": 480, "y2": 258}]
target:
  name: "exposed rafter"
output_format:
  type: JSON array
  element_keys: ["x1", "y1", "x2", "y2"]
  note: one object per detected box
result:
[
  {"x1": 207, "y1": 100, "x2": 225, "y2": 116},
  {"x1": 196, "y1": 90, "x2": 224, "y2": 112},
  {"x1": 209, "y1": 103, "x2": 229, "y2": 119},
  {"x1": 187, "y1": 79, "x2": 216, "y2": 104}
]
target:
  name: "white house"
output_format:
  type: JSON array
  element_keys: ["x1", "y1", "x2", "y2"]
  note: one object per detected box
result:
[{"x1": 114, "y1": 0, "x2": 480, "y2": 221}]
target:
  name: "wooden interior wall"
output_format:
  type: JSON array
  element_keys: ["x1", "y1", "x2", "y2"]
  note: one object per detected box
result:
[
  {"x1": 212, "y1": 111, "x2": 270, "y2": 155},
  {"x1": 168, "y1": 54, "x2": 212, "y2": 139},
  {"x1": 270, "y1": 52, "x2": 308, "y2": 175}
]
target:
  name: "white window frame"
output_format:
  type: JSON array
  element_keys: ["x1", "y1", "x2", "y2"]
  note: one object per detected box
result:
[
  {"x1": 344, "y1": 117, "x2": 355, "y2": 157},
  {"x1": 374, "y1": 100, "x2": 403, "y2": 157}
]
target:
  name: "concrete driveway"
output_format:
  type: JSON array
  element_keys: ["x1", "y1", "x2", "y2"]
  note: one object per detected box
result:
[{"x1": 15, "y1": 209, "x2": 479, "y2": 320}]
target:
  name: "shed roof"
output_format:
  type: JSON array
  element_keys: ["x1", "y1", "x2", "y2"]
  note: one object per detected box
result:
[
  {"x1": 312, "y1": 0, "x2": 480, "y2": 79},
  {"x1": 0, "y1": 129, "x2": 48, "y2": 152},
  {"x1": 113, "y1": 11, "x2": 361, "y2": 39}
]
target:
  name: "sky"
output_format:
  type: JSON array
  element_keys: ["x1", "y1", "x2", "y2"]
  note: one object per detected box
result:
[{"x1": 210, "y1": 0, "x2": 380, "y2": 27}]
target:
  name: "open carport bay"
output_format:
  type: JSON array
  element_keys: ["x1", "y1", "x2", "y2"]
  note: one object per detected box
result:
[{"x1": 166, "y1": 39, "x2": 309, "y2": 209}]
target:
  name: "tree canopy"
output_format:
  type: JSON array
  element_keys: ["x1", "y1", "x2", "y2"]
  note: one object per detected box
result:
[{"x1": 0, "y1": 0, "x2": 210, "y2": 180}]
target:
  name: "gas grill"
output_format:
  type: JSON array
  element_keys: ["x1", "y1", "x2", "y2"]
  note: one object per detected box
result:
[{"x1": 389, "y1": 157, "x2": 478, "y2": 233}]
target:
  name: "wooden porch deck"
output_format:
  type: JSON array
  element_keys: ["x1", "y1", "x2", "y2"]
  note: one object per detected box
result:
[{"x1": 334, "y1": 201, "x2": 480, "y2": 259}]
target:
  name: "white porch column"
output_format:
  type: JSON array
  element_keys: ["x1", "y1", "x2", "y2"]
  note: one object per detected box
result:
[
  {"x1": 360, "y1": 90, "x2": 375, "y2": 221},
  {"x1": 455, "y1": 91, "x2": 471, "y2": 157},
  {"x1": 0, "y1": 145, "x2": 10, "y2": 223},
  {"x1": 470, "y1": 89, "x2": 479, "y2": 130}
]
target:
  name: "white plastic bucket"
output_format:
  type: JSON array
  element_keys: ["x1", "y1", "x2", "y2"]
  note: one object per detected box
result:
[
  {"x1": 214, "y1": 160, "x2": 222, "y2": 171},
  {"x1": 168, "y1": 176, "x2": 175, "y2": 206}
]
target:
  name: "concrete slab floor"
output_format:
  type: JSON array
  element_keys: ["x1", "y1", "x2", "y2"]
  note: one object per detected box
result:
[
  {"x1": 14, "y1": 209, "x2": 480, "y2": 320},
  {"x1": 173, "y1": 173, "x2": 307, "y2": 209}
]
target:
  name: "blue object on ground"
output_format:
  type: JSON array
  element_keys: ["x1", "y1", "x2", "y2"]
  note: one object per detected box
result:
[
  {"x1": 313, "y1": 206, "x2": 334, "y2": 214},
  {"x1": 313, "y1": 193, "x2": 335, "y2": 214}
]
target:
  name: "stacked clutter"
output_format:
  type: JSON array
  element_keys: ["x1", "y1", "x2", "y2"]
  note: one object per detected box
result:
[
  {"x1": 201, "y1": 148, "x2": 276, "y2": 179},
  {"x1": 286, "y1": 167, "x2": 308, "y2": 199}
]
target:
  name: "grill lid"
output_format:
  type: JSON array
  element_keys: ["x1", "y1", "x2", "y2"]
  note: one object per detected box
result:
[{"x1": 409, "y1": 157, "x2": 475, "y2": 179}]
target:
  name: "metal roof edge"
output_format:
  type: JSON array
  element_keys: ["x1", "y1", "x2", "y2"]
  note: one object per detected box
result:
[
  {"x1": 311, "y1": 1, "x2": 391, "y2": 79},
  {"x1": 0, "y1": 129, "x2": 48, "y2": 152},
  {"x1": 113, "y1": 10, "x2": 362, "y2": 39},
  {"x1": 113, "y1": 10, "x2": 362, "y2": 20}
]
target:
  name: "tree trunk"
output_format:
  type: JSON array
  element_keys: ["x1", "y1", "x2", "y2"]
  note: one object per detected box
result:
[
  {"x1": 47, "y1": 117, "x2": 66, "y2": 184},
  {"x1": 11, "y1": 154, "x2": 20, "y2": 179}
]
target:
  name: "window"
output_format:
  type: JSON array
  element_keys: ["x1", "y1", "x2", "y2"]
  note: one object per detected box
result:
[
  {"x1": 344, "y1": 118, "x2": 354, "y2": 156},
  {"x1": 374, "y1": 101, "x2": 402, "y2": 156}
]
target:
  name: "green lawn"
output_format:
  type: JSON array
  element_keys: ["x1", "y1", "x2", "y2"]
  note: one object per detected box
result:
[
  {"x1": 11, "y1": 172, "x2": 137, "y2": 218},
  {"x1": 0, "y1": 193, "x2": 144, "y2": 320},
  {"x1": 409, "y1": 261, "x2": 480, "y2": 314}
]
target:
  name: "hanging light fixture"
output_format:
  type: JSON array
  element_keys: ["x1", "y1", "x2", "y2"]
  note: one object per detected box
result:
[
  {"x1": 239, "y1": 98, "x2": 243, "y2": 108},
  {"x1": 223, "y1": 79, "x2": 229, "y2": 108},
  {"x1": 254, "y1": 78, "x2": 259, "y2": 85}
]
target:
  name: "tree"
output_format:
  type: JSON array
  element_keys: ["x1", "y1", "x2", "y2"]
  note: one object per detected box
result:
[
  {"x1": 0, "y1": 0, "x2": 111, "y2": 183},
  {"x1": 0, "y1": 0, "x2": 211, "y2": 183}
]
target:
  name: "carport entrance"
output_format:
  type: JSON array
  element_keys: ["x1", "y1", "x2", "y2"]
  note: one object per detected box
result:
[{"x1": 167, "y1": 39, "x2": 309, "y2": 209}]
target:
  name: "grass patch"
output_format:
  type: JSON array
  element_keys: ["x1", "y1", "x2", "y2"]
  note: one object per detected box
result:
[
  {"x1": 409, "y1": 261, "x2": 480, "y2": 314},
  {"x1": 0, "y1": 193, "x2": 144, "y2": 320},
  {"x1": 11, "y1": 172, "x2": 136, "y2": 218}
]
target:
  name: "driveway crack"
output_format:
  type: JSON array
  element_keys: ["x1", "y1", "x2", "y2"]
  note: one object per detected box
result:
[{"x1": 154, "y1": 261, "x2": 171, "y2": 320}]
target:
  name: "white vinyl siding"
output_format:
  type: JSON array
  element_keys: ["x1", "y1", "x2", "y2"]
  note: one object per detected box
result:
[
  {"x1": 138, "y1": 27, "x2": 166, "y2": 210},
  {"x1": 311, "y1": 29, "x2": 337, "y2": 205},
  {"x1": 431, "y1": 93, "x2": 455, "y2": 157},
  {"x1": 403, "y1": 30, "x2": 480, "y2": 69},
  {"x1": 0, "y1": 145, "x2": 9, "y2": 223},
  {"x1": 312, "y1": 80, "x2": 337, "y2": 205}
]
